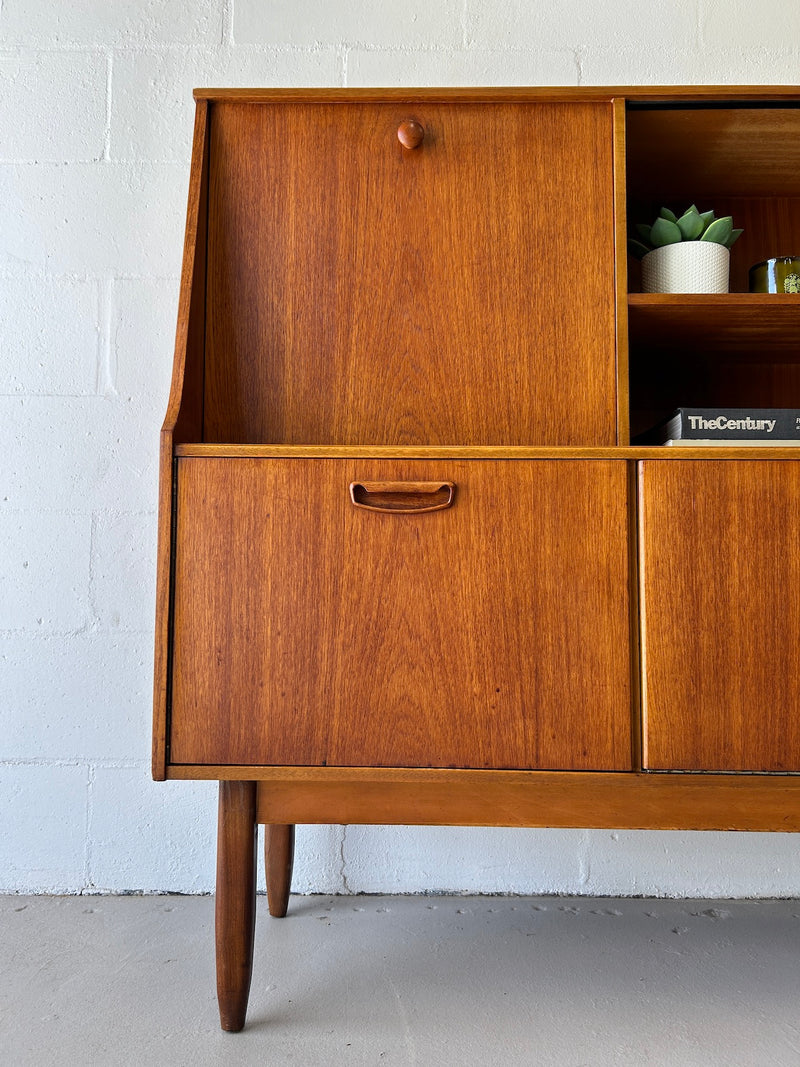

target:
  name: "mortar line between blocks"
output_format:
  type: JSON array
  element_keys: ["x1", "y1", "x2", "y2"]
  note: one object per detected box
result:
[
  {"x1": 222, "y1": 0, "x2": 234, "y2": 47},
  {"x1": 0, "y1": 757, "x2": 145, "y2": 769},
  {"x1": 85, "y1": 763, "x2": 96, "y2": 890},
  {"x1": 103, "y1": 52, "x2": 113, "y2": 162},
  {"x1": 339, "y1": 826, "x2": 352, "y2": 893},
  {"x1": 578, "y1": 829, "x2": 591, "y2": 890},
  {"x1": 97, "y1": 276, "x2": 116, "y2": 395},
  {"x1": 88, "y1": 510, "x2": 100, "y2": 622}
]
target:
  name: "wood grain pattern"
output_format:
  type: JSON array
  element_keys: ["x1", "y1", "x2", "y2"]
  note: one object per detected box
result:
[
  {"x1": 612, "y1": 98, "x2": 630, "y2": 445},
  {"x1": 169, "y1": 457, "x2": 632, "y2": 770},
  {"x1": 172, "y1": 443, "x2": 800, "y2": 460},
  {"x1": 640, "y1": 461, "x2": 800, "y2": 771},
  {"x1": 152, "y1": 100, "x2": 209, "y2": 781},
  {"x1": 626, "y1": 461, "x2": 643, "y2": 768},
  {"x1": 203, "y1": 101, "x2": 617, "y2": 446},
  {"x1": 626, "y1": 107, "x2": 800, "y2": 201},
  {"x1": 709, "y1": 197, "x2": 800, "y2": 294},
  {"x1": 265, "y1": 824, "x2": 295, "y2": 918},
  {"x1": 256, "y1": 768, "x2": 800, "y2": 831},
  {"x1": 628, "y1": 295, "x2": 800, "y2": 353},
  {"x1": 215, "y1": 781, "x2": 257, "y2": 1032}
]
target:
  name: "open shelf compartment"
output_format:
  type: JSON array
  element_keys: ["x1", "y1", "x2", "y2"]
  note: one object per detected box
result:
[{"x1": 624, "y1": 100, "x2": 800, "y2": 438}]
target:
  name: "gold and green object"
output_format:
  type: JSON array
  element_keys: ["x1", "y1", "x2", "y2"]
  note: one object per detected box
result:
[{"x1": 749, "y1": 256, "x2": 800, "y2": 293}]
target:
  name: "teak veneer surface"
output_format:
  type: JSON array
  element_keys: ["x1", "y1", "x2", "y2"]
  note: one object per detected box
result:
[
  {"x1": 628, "y1": 295, "x2": 800, "y2": 355},
  {"x1": 251, "y1": 769, "x2": 800, "y2": 832},
  {"x1": 152, "y1": 100, "x2": 209, "y2": 779},
  {"x1": 169, "y1": 457, "x2": 632, "y2": 770},
  {"x1": 215, "y1": 782, "x2": 257, "y2": 1032},
  {"x1": 203, "y1": 101, "x2": 617, "y2": 446},
  {"x1": 173, "y1": 444, "x2": 800, "y2": 459},
  {"x1": 626, "y1": 107, "x2": 800, "y2": 201},
  {"x1": 640, "y1": 461, "x2": 800, "y2": 772}
]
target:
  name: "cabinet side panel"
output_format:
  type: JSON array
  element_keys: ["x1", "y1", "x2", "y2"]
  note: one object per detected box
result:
[
  {"x1": 153, "y1": 100, "x2": 209, "y2": 780},
  {"x1": 641, "y1": 460, "x2": 800, "y2": 771},
  {"x1": 203, "y1": 102, "x2": 617, "y2": 446},
  {"x1": 164, "y1": 99, "x2": 209, "y2": 444}
]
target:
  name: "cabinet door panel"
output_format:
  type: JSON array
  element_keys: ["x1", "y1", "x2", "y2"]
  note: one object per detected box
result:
[
  {"x1": 203, "y1": 101, "x2": 617, "y2": 445},
  {"x1": 170, "y1": 458, "x2": 632, "y2": 770},
  {"x1": 640, "y1": 461, "x2": 800, "y2": 771}
]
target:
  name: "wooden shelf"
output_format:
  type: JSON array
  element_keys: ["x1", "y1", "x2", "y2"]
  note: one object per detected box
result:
[
  {"x1": 628, "y1": 293, "x2": 800, "y2": 357},
  {"x1": 175, "y1": 444, "x2": 623, "y2": 458},
  {"x1": 174, "y1": 443, "x2": 800, "y2": 460}
]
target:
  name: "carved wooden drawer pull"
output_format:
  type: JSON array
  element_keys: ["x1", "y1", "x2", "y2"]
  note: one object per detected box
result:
[{"x1": 349, "y1": 480, "x2": 454, "y2": 513}]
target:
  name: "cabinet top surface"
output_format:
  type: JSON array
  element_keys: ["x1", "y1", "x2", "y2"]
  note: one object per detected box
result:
[{"x1": 193, "y1": 86, "x2": 800, "y2": 103}]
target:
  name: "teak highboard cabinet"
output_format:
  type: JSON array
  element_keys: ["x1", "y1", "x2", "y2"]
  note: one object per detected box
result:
[{"x1": 154, "y1": 86, "x2": 800, "y2": 1030}]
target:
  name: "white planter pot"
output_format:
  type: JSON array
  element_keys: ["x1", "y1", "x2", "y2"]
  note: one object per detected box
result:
[{"x1": 641, "y1": 242, "x2": 730, "y2": 294}]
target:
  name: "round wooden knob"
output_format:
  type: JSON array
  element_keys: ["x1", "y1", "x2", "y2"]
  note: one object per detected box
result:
[{"x1": 397, "y1": 119, "x2": 424, "y2": 150}]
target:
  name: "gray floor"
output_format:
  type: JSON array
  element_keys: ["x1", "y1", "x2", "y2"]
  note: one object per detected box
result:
[{"x1": 2, "y1": 894, "x2": 799, "y2": 1066}]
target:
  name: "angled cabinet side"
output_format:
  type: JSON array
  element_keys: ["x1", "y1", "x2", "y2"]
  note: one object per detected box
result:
[{"x1": 152, "y1": 100, "x2": 210, "y2": 780}]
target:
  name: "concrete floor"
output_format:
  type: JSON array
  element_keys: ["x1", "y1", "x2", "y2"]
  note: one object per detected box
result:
[{"x1": 2, "y1": 894, "x2": 799, "y2": 1066}]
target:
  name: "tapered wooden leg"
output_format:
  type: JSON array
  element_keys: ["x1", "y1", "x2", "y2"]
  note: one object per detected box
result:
[
  {"x1": 265, "y1": 824, "x2": 295, "y2": 918},
  {"x1": 215, "y1": 781, "x2": 258, "y2": 1032}
]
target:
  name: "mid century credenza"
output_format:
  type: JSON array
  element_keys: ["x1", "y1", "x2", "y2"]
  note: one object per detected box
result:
[{"x1": 153, "y1": 86, "x2": 800, "y2": 1030}]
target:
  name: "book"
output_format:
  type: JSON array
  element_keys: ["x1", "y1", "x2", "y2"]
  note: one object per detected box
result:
[
  {"x1": 638, "y1": 408, "x2": 800, "y2": 444},
  {"x1": 664, "y1": 438, "x2": 800, "y2": 446}
]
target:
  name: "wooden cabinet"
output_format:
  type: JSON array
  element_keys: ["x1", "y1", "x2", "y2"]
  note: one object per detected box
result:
[{"x1": 153, "y1": 87, "x2": 800, "y2": 1032}]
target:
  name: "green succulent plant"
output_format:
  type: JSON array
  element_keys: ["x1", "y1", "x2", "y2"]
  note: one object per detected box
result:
[{"x1": 629, "y1": 205, "x2": 743, "y2": 260}]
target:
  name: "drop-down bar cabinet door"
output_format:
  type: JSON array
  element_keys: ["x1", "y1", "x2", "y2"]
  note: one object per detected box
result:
[{"x1": 169, "y1": 457, "x2": 633, "y2": 772}]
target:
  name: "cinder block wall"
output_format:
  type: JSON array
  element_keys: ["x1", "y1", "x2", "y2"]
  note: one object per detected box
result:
[{"x1": 2, "y1": 1, "x2": 800, "y2": 895}]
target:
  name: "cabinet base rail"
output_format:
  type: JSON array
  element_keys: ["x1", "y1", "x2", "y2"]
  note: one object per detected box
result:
[{"x1": 174, "y1": 768, "x2": 800, "y2": 830}]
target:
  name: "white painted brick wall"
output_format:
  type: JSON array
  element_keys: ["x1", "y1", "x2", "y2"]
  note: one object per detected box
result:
[
  {"x1": 702, "y1": 0, "x2": 800, "y2": 50},
  {"x1": 0, "y1": 763, "x2": 88, "y2": 892},
  {"x1": 1, "y1": 511, "x2": 92, "y2": 630},
  {"x1": 0, "y1": 1, "x2": 224, "y2": 48},
  {"x1": 0, "y1": 53, "x2": 107, "y2": 161},
  {"x1": 233, "y1": 0, "x2": 463, "y2": 49},
  {"x1": 463, "y1": 0, "x2": 697, "y2": 51},
  {"x1": 0, "y1": 164, "x2": 186, "y2": 275},
  {"x1": 1, "y1": 636, "x2": 152, "y2": 760},
  {"x1": 0, "y1": 277, "x2": 101, "y2": 395},
  {"x1": 1, "y1": 0, "x2": 800, "y2": 898}
]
